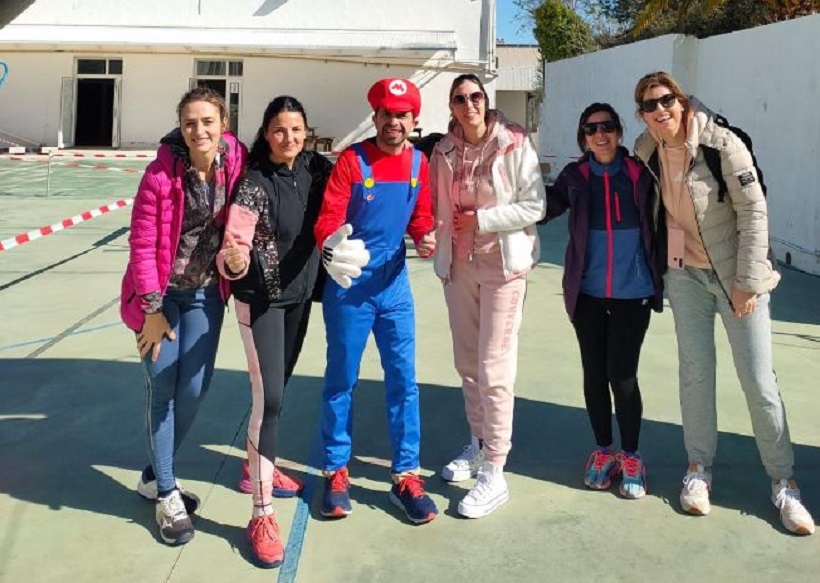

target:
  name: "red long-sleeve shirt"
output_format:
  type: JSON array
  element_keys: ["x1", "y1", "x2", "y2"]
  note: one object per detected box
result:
[{"x1": 314, "y1": 139, "x2": 433, "y2": 248}]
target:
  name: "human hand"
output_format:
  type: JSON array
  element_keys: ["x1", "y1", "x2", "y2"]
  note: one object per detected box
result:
[
  {"x1": 416, "y1": 220, "x2": 443, "y2": 259},
  {"x1": 453, "y1": 210, "x2": 477, "y2": 233},
  {"x1": 731, "y1": 287, "x2": 758, "y2": 318},
  {"x1": 137, "y1": 312, "x2": 175, "y2": 362},
  {"x1": 223, "y1": 231, "x2": 246, "y2": 274},
  {"x1": 322, "y1": 224, "x2": 370, "y2": 288}
]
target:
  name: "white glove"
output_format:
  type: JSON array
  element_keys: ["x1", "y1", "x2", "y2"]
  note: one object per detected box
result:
[{"x1": 322, "y1": 224, "x2": 370, "y2": 288}]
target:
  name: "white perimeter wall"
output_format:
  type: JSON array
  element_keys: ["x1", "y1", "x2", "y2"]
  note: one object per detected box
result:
[{"x1": 540, "y1": 15, "x2": 820, "y2": 275}]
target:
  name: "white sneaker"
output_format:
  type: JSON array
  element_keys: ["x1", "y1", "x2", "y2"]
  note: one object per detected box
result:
[
  {"x1": 772, "y1": 479, "x2": 815, "y2": 535},
  {"x1": 156, "y1": 490, "x2": 195, "y2": 546},
  {"x1": 441, "y1": 436, "x2": 484, "y2": 482},
  {"x1": 457, "y1": 462, "x2": 509, "y2": 519},
  {"x1": 680, "y1": 464, "x2": 712, "y2": 516},
  {"x1": 137, "y1": 471, "x2": 200, "y2": 514}
]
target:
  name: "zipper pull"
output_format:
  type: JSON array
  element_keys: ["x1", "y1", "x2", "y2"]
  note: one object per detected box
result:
[{"x1": 615, "y1": 192, "x2": 621, "y2": 223}]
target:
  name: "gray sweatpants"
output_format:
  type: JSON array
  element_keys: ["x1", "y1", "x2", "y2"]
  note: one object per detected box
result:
[{"x1": 665, "y1": 267, "x2": 794, "y2": 480}]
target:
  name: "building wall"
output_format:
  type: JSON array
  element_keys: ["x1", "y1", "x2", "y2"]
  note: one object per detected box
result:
[
  {"x1": 12, "y1": 0, "x2": 487, "y2": 62},
  {"x1": 540, "y1": 15, "x2": 820, "y2": 274},
  {"x1": 496, "y1": 90, "x2": 527, "y2": 128},
  {"x1": 0, "y1": 1, "x2": 497, "y2": 149}
]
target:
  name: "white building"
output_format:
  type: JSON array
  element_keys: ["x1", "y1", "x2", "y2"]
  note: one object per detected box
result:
[
  {"x1": 0, "y1": 0, "x2": 497, "y2": 150},
  {"x1": 494, "y1": 43, "x2": 540, "y2": 145}
]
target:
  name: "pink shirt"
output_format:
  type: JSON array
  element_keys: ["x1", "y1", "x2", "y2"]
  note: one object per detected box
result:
[{"x1": 452, "y1": 129, "x2": 500, "y2": 259}]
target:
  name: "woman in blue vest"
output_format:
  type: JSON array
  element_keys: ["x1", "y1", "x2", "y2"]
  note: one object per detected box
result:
[{"x1": 542, "y1": 102, "x2": 663, "y2": 499}]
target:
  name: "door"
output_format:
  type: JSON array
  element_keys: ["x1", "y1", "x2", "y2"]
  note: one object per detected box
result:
[
  {"x1": 74, "y1": 78, "x2": 115, "y2": 146},
  {"x1": 59, "y1": 76, "x2": 76, "y2": 148}
]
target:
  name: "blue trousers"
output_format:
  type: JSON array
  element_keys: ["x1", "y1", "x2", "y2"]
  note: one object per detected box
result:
[
  {"x1": 321, "y1": 267, "x2": 421, "y2": 474},
  {"x1": 141, "y1": 286, "x2": 224, "y2": 493}
]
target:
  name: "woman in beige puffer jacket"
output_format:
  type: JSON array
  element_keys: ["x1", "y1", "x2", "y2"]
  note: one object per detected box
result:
[{"x1": 633, "y1": 71, "x2": 813, "y2": 537}]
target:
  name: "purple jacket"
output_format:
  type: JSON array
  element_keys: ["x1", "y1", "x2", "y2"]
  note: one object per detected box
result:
[
  {"x1": 119, "y1": 130, "x2": 247, "y2": 331},
  {"x1": 542, "y1": 148, "x2": 664, "y2": 320}
]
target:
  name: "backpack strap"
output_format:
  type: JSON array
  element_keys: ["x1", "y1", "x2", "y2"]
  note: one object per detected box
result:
[{"x1": 701, "y1": 145, "x2": 727, "y2": 203}]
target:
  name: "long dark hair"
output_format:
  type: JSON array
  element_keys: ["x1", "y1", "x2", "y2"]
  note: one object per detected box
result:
[
  {"x1": 249, "y1": 95, "x2": 308, "y2": 164},
  {"x1": 576, "y1": 102, "x2": 623, "y2": 153}
]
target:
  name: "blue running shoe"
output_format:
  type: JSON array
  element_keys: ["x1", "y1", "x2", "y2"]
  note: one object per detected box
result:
[
  {"x1": 618, "y1": 451, "x2": 647, "y2": 499},
  {"x1": 584, "y1": 447, "x2": 618, "y2": 490},
  {"x1": 389, "y1": 475, "x2": 438, "y2": 524},
  {"x1": 321, "y1": 467, "x2": 352, "y2": 518}
]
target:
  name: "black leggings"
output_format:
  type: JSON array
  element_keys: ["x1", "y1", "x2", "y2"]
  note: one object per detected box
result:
[
  {"x1": 572, "y1": 294, "x2": 651, "y2": 453},
  {"x1": 239, "y1": 299, "x2": 312, "y2": 463}
]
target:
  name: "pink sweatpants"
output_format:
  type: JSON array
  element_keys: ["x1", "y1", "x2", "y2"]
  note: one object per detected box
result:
[{"x1": 443, "y1": 253, "x2": 527, "y2": 467}]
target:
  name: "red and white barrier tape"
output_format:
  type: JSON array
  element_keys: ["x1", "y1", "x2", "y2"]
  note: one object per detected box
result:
[
  {"x1": 0, "y1": 198, "x2": 133, "y2": 252},
  {"x1": 1, "y1": 155, "x2": 145, "y2": 174},
  {"x1": 51, "y1": 152, "x2": 152, "y2": 159}
]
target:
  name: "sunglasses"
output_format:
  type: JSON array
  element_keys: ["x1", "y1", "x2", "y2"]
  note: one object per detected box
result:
[
  {"x1": 582, "y1": 120, "x2": 618, "y2": 136},
  {"x1": 451, "y1": 91, "x2": 485, "y2": 107},
  {"x1": 639, "y1": 93, "x2": 678, "y2": 113}
]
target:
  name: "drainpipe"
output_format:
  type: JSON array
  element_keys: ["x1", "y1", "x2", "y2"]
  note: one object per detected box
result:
[{"x1": 480, "y1": 0, "x2": 497, "y2": 73}]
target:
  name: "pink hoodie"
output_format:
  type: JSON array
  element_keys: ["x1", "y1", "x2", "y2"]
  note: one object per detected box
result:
[{"x1": 119, "y1": 131, "x2": 247, "y2": 331}]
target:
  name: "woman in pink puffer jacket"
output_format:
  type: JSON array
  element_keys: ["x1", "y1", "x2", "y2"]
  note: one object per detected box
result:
[{"x1": 119, "y1": 86, "x2": 247, "y2": 547}]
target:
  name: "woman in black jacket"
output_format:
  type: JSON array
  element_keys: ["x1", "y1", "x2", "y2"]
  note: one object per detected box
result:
[{"x1": 217, "y1": 95, "x2": 332, "y2": 568}]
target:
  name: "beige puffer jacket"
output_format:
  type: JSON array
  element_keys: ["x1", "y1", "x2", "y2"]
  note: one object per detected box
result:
[{"x1": 634, "y1": 97, "x2": 779, "y2": 298}]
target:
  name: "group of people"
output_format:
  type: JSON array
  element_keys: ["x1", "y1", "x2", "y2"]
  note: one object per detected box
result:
[{"x1": 119, "y1": 70, "x2": 813, "y2": 570}]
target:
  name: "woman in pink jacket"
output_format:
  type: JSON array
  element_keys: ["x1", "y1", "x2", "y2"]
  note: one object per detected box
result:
[
  {"x1": 120, "y1": 86, "x2": 247, "y2": 546},
  {"x1": 430, "y1": 74, "x2": 546, "y2": 518}
]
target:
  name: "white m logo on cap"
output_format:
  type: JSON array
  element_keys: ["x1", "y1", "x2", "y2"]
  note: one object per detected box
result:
[{"x1": 389, "y1": 80, "x2": 407, "y2": 96}]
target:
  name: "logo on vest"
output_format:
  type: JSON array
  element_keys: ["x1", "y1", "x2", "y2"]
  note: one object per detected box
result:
[{"x1": 389, "y1": 80, "x2": 407, "y2": 96}]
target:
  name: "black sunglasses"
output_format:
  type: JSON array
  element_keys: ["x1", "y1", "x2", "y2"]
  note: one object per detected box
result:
[
  {"x1": 582, "y1": 120, "x2": 618, "y2": 136},
  {"x1": 639, "y1": 93, "x2": 678, "y2": 113},
  {"x1": 451, "y1": 91, "x2": 485, "y2": 106}
]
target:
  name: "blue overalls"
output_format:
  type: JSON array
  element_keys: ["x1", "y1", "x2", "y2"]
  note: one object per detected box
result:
[{"x1": 321, "y1": 144, "x2": 423, "y2": 474}]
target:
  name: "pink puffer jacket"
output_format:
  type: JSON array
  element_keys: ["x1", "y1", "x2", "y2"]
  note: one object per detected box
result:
[{"x1": 119, "y1": 130, "x2": 247, "y2": 331}]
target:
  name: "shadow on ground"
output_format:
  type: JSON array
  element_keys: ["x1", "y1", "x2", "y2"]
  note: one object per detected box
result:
[{"x1": 3, "y1": 357, "x2": 818, "y2": 544}]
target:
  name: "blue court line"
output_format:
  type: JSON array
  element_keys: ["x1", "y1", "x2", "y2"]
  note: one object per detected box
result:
[
  {"x1": 0, "y1": 320, "x2": 121, "y2": 352},
  {"x1": 277, "y1": 426, "x2": 324, "y2": 583}
]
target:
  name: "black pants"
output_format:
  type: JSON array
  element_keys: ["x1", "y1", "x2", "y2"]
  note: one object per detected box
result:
[
  {"x1": 572, "y1": 293, "x2": 651, "y2": 453},
  {"x1": 241, "y1": 299, "x2": 312, "y2": 462}
]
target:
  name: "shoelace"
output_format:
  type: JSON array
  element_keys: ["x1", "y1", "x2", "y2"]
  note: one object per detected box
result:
[
  {"x1": 398, "y1": 475, "x2": 427, "y2": 498},
  {"x1": 329, "y1": 470, "x2": 350, "y2": 493},
  {"x1": 773, "y1": 483, "x2": 802, "y2": 511},
  {"x1": 249, "y1": 514, "x2": 279, "y2": 543},
  {"x1": 620, "y1": 456, "x2": 642, "y2": 478},
  {"x1": 163, "y1": 492, "x2": 187, "y2": 519},
  {"x1": 682, "y1": 471, "x2": 710, "y2": 493},
  {"x1": 273, "y1": 468, "x2": 302, "y2": 489},
  {"x1": 591, "y1": 450, "x2": 614, "y2": 470},
  {"x1": 454, "y1": 444, "x2": 479, "y2": 464}
]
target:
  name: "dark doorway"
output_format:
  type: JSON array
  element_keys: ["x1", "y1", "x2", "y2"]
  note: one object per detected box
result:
[
  {"x1": 196, "y1": 79, "x2": 226, "y2": 98},
  {"x1": 75, "y1": 78, "x2": 115, "y2": 146}
]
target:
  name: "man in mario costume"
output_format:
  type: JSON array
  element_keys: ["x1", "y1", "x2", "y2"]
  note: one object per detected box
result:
[{"x1": 314, "y1": 77, "x2": 438, "y2": 524}]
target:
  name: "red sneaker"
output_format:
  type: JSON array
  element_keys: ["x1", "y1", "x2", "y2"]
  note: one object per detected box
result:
[
  {"x1": 246, "y1": 513, "x2": 284, "y2": 569},
  {"x1": 238, "y1": 461, "x2": 304, "y2": 498}
]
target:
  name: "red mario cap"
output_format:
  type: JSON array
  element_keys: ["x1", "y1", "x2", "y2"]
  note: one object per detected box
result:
[{"x1": 367, "y1": 78, "x2": 421, "y2": 118}]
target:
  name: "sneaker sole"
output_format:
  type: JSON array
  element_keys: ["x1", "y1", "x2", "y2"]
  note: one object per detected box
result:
[
  {"x1": 680, "y1": 497, "x2": 710, "y2": 516},
  {"x1": 440, "y1": 468, "x2": 478, "y2": 483},
  {"x1": 159, "y1": 529, "x2": 195, "y2": 546},
  {"x1": 320, "y1": 507, "x2": 352, "y2": 519},
  {"x1": 388, "y1": 491, "x2": 437, "y2": 524},
  {"x1": 457, "y1": 490, "x2": 510, "y2": 519}
]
